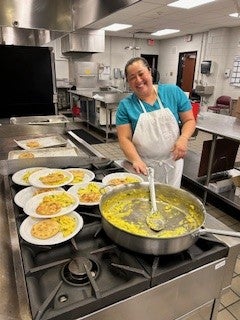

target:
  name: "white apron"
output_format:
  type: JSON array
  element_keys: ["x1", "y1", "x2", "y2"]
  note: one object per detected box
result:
[{"x1": 132, "y1": 88, "x2": 183, "y2": 188}]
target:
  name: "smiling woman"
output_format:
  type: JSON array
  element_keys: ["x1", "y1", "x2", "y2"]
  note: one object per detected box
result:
[{"x1": 116, "y1": 57, "x2": 196, "y2": 188}]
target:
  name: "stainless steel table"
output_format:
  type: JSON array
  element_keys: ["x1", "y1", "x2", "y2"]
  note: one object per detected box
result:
[{"x1": 187, "y1": 112, "x2": 240, "y2": 204}]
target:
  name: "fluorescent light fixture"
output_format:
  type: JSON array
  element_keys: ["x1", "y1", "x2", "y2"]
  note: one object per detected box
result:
[
  {"x1": 101, "y1": 23, "x2": 132, "y2": 31},
  {"x1": 168, "y1": 0, "x2": 216, "y2": 9},
  {"x1": 151, "y1": 29, "x2": 180, "y2": 36},
  {"x1": 229, "y1": 12, "x2": 240, "y2": 18}
]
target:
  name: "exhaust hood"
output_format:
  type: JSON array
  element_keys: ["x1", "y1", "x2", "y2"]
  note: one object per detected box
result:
[
  {"x1": 61, "y1": 29, "x2": 105, "y2": 53},
  {"x1": 0, "y1": 0, "x2": 141, "y2": 46}
]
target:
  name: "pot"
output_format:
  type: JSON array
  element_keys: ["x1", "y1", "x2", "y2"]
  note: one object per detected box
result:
[{"x1": 99, "y1": 182, "x2": 240, "y2": 255}]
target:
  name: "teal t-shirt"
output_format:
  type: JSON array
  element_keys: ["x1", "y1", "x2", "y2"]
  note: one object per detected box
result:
[{"x1": 116, "y1": 84, "x2": 191, "y2": 132}]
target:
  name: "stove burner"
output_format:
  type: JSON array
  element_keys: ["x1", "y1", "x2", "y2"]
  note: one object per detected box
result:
[{"x1": 62, "y1": 257, "x2": 99, "y2": 286}]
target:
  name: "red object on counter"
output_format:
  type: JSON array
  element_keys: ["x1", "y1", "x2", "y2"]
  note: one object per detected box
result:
[
  {"x1": 191, "y1": 102, "x2": 200, "y2": 119},
  {"x1": 72, "y1": 105, "x2": 81, "y2": 117}
]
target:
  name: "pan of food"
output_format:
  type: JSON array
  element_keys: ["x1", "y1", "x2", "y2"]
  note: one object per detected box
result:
[{"x1": 99, "y1": 182, "x2": 240, "y2": 255}]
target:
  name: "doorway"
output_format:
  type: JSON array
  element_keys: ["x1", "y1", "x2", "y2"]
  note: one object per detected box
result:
[
  {"x1": 141, "y1": 54, "x2": 159, "y2": 84},
  {"x1": 177, "y1": 51, "x2": 197, "y2": 94}
]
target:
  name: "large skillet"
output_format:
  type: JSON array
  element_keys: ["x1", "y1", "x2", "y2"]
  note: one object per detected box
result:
[{"x1": 99, "y1": 182, "x2": 240, "y2": 255}]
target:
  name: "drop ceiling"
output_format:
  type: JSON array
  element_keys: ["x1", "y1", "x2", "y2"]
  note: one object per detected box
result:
[{"x1": 87, "y1": 0, "x2": 240, "y2": 39}]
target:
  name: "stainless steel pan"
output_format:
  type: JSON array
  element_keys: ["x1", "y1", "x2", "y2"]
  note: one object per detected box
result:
[{"x1": 99, "y1": 183, "x2": 240, "y2": 255}]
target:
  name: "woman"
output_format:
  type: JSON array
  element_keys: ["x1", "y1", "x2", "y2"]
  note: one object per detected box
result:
[{"x1": 116, "y1": 57, "x2": 196, "y2": 187}]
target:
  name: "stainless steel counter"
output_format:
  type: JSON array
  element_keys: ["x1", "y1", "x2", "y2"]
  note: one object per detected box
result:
[
  {"x1": 197, "y1": 112, "x2": 240, "y2": 140},
  {"x1": 68, "y1": 89, "x2": 130, "y2": 104},
  {"x1": 1, "y1": 131, "x2": 240, "y2": 320},
  {"x1": 185, "y1": 112, "x2": 240, "y2": 205}
]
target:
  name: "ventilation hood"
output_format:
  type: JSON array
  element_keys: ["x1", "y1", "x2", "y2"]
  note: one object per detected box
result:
[{"x1": 0, "y1": 0, "x2": 141, "y2": 46}]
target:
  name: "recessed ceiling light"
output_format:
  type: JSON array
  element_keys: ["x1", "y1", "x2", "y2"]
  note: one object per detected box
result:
[
  {"x1": 229, "y1": 12, "x2": 240, "y2": 18},
  {"x1": 151, "y1": 29, "x2": 180, "y2": 36},
  {"x1": 168, "y1": 0, "x2": 215, "y2": 9},
  {"x1": 101, "y1": 23, "x2": 132, "y2": 31}
]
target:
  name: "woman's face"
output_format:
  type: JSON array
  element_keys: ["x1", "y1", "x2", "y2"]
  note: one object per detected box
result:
[{"x1": 126, "y1": 60, "x2": 153, "y2": 98}]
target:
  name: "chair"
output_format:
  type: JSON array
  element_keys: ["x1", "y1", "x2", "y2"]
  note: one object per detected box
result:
[{"x1": 207, "y1": 95, "x2": 231, "y2": 114}]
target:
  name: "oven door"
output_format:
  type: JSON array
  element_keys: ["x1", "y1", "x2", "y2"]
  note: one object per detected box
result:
[{"x1": 84, "y1": 258, "x2": 226, "y2": 320}]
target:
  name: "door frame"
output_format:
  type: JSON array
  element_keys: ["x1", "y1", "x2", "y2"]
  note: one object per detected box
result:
[
  {"x1": 141, "y1": 54, "x2": 159, "y2": 83},
  {"x1": 176, "y1": 51, "x2": 197, "y2": 93}
]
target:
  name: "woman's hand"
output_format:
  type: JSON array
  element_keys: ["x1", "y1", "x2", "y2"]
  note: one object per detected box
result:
[
  {"x1": 132, "y1": 159, "x2": 148, "y2": 175},
  {"x1": 171, "y1": 135, "x2": 188, "y2": 160}
]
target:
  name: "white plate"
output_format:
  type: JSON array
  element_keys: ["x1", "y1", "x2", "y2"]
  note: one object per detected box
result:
[
  {"x1": 14, "y1": 135, "x2": 67, "y2": 150},
  {"x1": 14, "y1": 186, "x2": 64, "y2": 208},
  {"x1": 102, "y1": 172, "x2": 144, "y2": 186},
  {"x1": 66, "y1": 168, "x2": 95, "y2": 185},
  {"x1": 23, "y1": 190, "x2": 79, "y2": 218},
  {"x1": 28, "y1": 168, "x2": 73, "y2": 188},
  {"x1": 19, "y1": 211, "x2": 83, "y2": 245},
  {"x1": 68, "y1": 182, "x2": 106, "y2": 206},
  {"x1": 12, "y1": 167, "x2": 47, "y2": 186}
]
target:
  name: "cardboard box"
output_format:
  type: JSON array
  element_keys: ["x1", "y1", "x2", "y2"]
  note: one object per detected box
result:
[
  {"x1": 235, "y1": 97, "x2": 240, "y2": 119},
  {"x1": 208, "y1": 178, "x2": 233, "y2": 193},
  {"x1": 230, "y1": 97, "x2": 240, "y2": 118},
  {"x1": 232, "y1": 175, "x2": 240, "y2": 196}
]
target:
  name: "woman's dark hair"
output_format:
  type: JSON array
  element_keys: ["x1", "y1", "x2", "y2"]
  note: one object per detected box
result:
[{"x1": 124, "y1": 57, "x2": 150, "y2": 78}]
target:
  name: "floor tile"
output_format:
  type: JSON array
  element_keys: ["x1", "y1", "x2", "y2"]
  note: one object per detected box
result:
[
  {"x1": 221, "y1": 289, "x2": 240, "y2": 307},
  {"x1": 231, "y1": 276, "x2": 240, "y2": 296},
  {"x1": 216, "y1": 308, "x2": 237, "y2": 320},
  {"x1": 228, "y1": 300, "x2": 240, "y2": 319}
]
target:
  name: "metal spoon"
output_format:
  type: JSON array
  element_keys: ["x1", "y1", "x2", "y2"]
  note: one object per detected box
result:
[{"x1": 146, "y1": 167, "x2": 165, "y2": 231}]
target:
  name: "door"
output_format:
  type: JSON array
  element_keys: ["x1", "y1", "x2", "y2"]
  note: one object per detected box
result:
[
  {"x1": 141, "y1": 54, "x2": 159, "y2": 84},
  {"x1": 177, "y1": 52, "x2": 197, "y2": 93}
]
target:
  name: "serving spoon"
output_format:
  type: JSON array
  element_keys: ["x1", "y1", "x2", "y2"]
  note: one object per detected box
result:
[{"x1": 146, "y1": 167, "x2": 165, "y2": 231}]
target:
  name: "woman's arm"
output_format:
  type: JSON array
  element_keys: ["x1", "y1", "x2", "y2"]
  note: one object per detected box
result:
[
  {"x1": 117, "y1": 124, "x2": 148, "y2": 175},
  {"x1": 171, "y1": 109, "x2": 196, "y2": 160}
]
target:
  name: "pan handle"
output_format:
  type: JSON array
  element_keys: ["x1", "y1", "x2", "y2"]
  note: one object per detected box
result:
[{"x1": 198, "y1": 228, "x2": 240, "y2": 238}]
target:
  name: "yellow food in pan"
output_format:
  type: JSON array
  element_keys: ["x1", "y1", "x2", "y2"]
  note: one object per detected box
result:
[{"x1": 101, "y1": 189, "x2": 203, "y2": 238}]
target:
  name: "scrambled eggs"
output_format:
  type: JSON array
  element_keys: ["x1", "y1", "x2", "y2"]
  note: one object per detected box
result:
[
  {"x1": 77, "y1": 182, "x2": 103, "y2": 203},
  {"x1": 52, "y1": 215, "x2": 77, "y2": 237},
  {"x1": 101, "y1": 189, "x2": 203, "y2": 238}
]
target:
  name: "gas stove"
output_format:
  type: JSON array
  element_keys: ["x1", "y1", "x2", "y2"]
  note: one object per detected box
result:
[{"x1": 6, "y1": 158, "x2": 231, "y2": 320}]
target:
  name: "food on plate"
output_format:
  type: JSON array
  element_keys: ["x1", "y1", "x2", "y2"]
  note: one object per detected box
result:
[
  {"x1": 18, "y1": 152, "x2": 35, "y2": 159},
  {"x1": 26, "y1": 140, "x2": 41, "y2": 148},
  {"x1": 36, "y1": 192, "x2": 75, "y2": 215},
  {"x1": 22, "y1": 168, "x2": 43, "y2": 184},
  {"x1": 30, "y1": 214, "x2": 77, "y2": 240},
  {"x1": 36, "y1": 201, "x2": 62, "y2": 215},
  {"x1": 52, "y1": 215, "x2": 77, "y2": 237},
  {"x1": 33, "y1": 188, "x2": 58, "y2": 195},
  {"x1": 31, "y1": 219, "x2": 60, "y2": 239},
  {"x1": 77, "y1": 182, "x2": 102, "y2": 203},
  {"x1": 108, "y1": 176, "x2": 141, "y2": 186},
  {"x1": 39, "y1": 171, "x2": 70, "y2": 186},
  {"x1": 69, "y1": 169, "x2": 85, "y2": 184}
]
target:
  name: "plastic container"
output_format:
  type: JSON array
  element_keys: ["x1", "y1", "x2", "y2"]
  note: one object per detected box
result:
[{"x1": 191, "y1": 102, "x2": 200, "y2": 119}]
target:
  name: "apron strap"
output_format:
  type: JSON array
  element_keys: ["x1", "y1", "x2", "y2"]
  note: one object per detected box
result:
[{"x1": 138, "y1": 86, "x2": 164, "y2": 112}]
